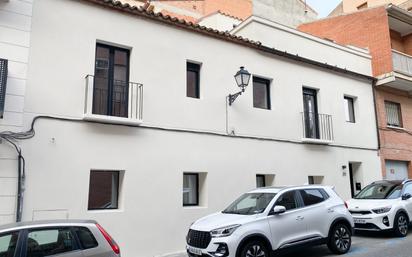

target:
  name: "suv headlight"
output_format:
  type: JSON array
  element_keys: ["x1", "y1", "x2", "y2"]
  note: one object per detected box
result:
[
  {"x1": 372, "y1": 206, "x2": 392, "y2": 214},
  {"x1": 210, "y1": 225, "x2": 241, "y2": 238}
]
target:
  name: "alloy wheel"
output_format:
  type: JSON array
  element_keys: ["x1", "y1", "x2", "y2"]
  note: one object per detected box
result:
[
  {"x1": 246, "y1": 244, "x2": 266, "y2": 257},
  {"x1": 334, "y1": 226, "x2": 351, "y2": 252},
  {"x1": 398, "y1": 215, "x2": 408, "y2": 236}
]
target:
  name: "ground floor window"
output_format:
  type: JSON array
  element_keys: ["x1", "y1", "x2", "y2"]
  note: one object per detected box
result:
[
  {"x1": 308, "y1": 176, "x2": 324, "y2": 185},
  {"x1": 256, "y1": 175, "x2": 266, "y2": 188},
  {"x1": 88, "y1": 170, "x2": 119, "y2": 210},
  {"x1": 183, "y1": 173, "x2": 199, "y2": 206}
]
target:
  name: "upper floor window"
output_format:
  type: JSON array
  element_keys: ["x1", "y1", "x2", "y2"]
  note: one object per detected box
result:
[
  {"x1": 344, "y1": 96, "x2": 355, "y2": 123},
  {"x1": 385, "y1": 101, "x2": 402, "y2": 127},
  {"x1": 94, "y1": 44, "x2": 130, "y2": 118},
  {"x1": 253, "y1": 77, "x2": 271, "y2": 109},
  {"x1": 88, "y1": 170, "x2": 120, "y2": 210},
  {"x1": 187, "y1": 62, "x2": 200, "y2": 98},
  {"x1": 0, "y1": 58, "x2": 8, "y2": 119}
]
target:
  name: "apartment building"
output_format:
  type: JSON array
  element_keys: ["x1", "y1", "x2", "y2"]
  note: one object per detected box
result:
[
  {"x1": 300, "y1": 4, "x2": 412, "y2": 188},
  {"x1": 0, "y1": 0, "x2": 382, "y2": 256},
  {"x1": 330, "y1": 0, "x2": 412, "y2": 16}
]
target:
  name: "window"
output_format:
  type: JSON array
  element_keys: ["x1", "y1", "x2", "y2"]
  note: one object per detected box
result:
[
  {"x1": 256, "y1": 175, "x2": 266, "y2": 188},
  {"x1": 385, "y1": 101, "x2": 402, "y2": 127},
  {"x1": 275, "y1": 191, "x2": 299, "y2": 210},
  {"x1": 253, "y1": 77, "x2": 271, "y2": 109},
  {"x1": 300, "y1": 189, "x2": 326, "y2": 206},
  {"x1": 93, "y1": 44, "x2": 130, "y2": 118},
  {"x1": 183, "y1": 173, "x2": 199, "y2": 206},
  {"x1": 344, "y1": 96, "x2": 355, "y2": 123},
  {"x1": 74, "y1": 227, "x2": 98, "y2": 249},
  {"x1": 186, "y1": 62, "x2": 200, "y2": 98},
  {"x1": 0, "y1": 231, "x2": 18, "y2": 257},
  {"x1": 0, "y1": 58, "x2": 8, "y2": 119},
  {"x1": 88, "y1": 170, "x2": 119, "y2": 210},
  {"x1": 26, "y1": 228, "x2": 77, "y2": 257},
  {"x1": 308, "y1": 176, "x2": 315, "y2": 185}
]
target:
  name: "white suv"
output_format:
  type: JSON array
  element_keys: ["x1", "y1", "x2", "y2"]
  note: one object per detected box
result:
[
  {"x1": 186, "y1": 185, "x2": 354, "y2": 257},
  {"x1": 347, "y1": 180, "x2": 412, "y2": 236}
]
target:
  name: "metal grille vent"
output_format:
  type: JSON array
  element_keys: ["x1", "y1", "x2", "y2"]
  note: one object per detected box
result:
[
  {"x1": 186, "y1": 229, "x2": 211, "y2": 249},
  {"x1": 0, "y1": 58, "x2": 8, "y2": 119}
]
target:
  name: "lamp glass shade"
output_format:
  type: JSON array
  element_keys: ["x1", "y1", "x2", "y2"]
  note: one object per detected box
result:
[{"x1": 234, "y1": 66, "x2": 251, "y2": 90}]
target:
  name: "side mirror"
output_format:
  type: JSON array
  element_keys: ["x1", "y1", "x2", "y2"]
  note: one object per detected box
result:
[
  {"x1": 272, "y1": 205, "x2": 286, "y2": 215},
  {"x1": 402, "y1": 193, "x2": 411, "y2": 200}
]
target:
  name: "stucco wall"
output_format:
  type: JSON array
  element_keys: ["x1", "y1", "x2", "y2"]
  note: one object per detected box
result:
[{"x1": 0, "y1": 0, "x2": 33, "y2": 225}]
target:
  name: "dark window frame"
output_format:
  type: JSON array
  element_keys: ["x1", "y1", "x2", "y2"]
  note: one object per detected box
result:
[
  {"x1": 183, "y1": 173, "x2": 199, "y2": 207},
  {"x1": 385, "y1": 101, "x2": 403, "y2": 127},
  {"x1": 88, "y1": 170, "x2": 120, "y2": 211},
  {"x1": 344, "y1": 96, "x2": 356, "y2": 123},
  {"x1": 253, "y1": 77, "x2": 271, "y2": 110},
  {"x1": 93, "y1": 43, "x2": 130, "y2": 117},
  {"x1": 256, "y1": 175, "x2": 266, "y2": 188},
  {"x1": 0, "y1": 58, "x2": 8, "y2": 119},
  {"x1": 186, "y1": 62, "x2": 201, "y2": 99}
]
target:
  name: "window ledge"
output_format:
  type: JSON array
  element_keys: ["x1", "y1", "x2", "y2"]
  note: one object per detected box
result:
[
  {"x1": 301, "y1": 138, "x2": 333, "y2": 145},
  {"x1": 87, "y1": 209, "x2": 124, "y2": 214},
  {"x1": 83, "y1": 114, "x2": 142, "y2": 126},
  {"x1": 183, "y1": 206, "x2": 208, "y2": 210},
  {"x1": 387, "y1": 125, "x2": 405, "y2": 130}
]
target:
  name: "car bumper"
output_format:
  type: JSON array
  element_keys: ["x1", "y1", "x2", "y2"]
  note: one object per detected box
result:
[
  {"x1": 352, "y1": 212, "x2": 395, "y2": 231},
  {"x1": 186, "y1": 234, "x2": 240, "y2": 257}
]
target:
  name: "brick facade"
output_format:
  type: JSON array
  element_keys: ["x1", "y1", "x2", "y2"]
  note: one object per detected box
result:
[{"x1": 299, "y1": 6, "x2": 412, "y2": 179}]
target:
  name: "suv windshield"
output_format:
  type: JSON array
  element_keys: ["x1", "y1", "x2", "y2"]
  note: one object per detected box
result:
[
  {"x1": 223, "y1": 193, "x2": 277, "y2": 215},
  {"x1": 355, "y1": 183, "x2": 402, "y2": 199}
]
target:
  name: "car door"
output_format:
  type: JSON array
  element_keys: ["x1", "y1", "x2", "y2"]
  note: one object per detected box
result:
[
  {"x1": 23, "y1": 227, "x2": 83, "y2": 257},
  {"x1": 268, "y1": 190, "x2": 309, "y2": 250},
  {"x1": 298, "y1": 188, "x2": 331, "y2": 238}
]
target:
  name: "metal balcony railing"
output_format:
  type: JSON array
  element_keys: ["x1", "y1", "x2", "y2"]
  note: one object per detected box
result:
[
  {"x1": 84, "y1": 75, "x2": 143, "y2": 123},
  {"x1": 301, "y1": 112, "x2": 334, "y2": 142},
  {"x1": 392, "y1": 50, "x2": 412, "y2": 76}
]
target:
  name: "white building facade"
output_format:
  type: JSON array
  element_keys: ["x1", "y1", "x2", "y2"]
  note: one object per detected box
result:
[{"x1": 0, "y1": 0, "x2": 382, "y2": 257}]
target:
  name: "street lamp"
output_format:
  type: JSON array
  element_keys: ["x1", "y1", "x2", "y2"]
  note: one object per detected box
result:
[{"x1": 228, "y1": 66, "x2": 251, "y2": 106}]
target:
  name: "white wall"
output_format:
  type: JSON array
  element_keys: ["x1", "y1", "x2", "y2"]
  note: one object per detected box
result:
[
  {"x1": 0, "y1": 0, "x2": 33, "y2": 225},
  {"x1": 232, "y1": 16, "x2": 373, "y2": 77},
  {"x1": 15, "y1": 0, "x2": 382, "y2": 256},
  {"x1": 198, "y1": 13, "x2": 242, "y2": 32}
]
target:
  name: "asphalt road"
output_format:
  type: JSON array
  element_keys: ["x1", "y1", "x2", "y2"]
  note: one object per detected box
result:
[{"x1": 281, "y1": 231, "x2": 412, "y2": 257}]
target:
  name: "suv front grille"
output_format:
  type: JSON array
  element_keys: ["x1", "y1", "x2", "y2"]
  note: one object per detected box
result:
[
  {"x1": 187, "y1": 229, "x2": 211, "y2": 249},
  {"x1": 350, "y1": 210, "x2": 372, "y2": 215}
]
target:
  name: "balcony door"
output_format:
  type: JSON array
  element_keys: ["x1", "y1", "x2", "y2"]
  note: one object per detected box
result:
[
  {"x1": 93, "y1": 44, "x2": 130, "y2": 118},
  {"x1": 303, "y1": 88, "x2": 319, "y2": 139}
]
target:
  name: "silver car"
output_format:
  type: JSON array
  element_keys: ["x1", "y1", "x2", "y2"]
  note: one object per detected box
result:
[{"x1": 0, "y1": 220, "x2": 120, "y2": 257}]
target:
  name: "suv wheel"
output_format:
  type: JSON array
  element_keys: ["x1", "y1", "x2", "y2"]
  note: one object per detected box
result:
[
  {"x1": 394, "y1": 213, "x2": 409, "y2": 237},
  {"x1": 327, "y1": 223, "x2": 351, "y2": 254},
  {"x1": 240, "y1": 240, "x2": 269, "y2": 257}
]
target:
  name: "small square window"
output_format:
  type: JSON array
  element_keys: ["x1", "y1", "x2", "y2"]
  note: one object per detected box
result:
[
  {"x1": 183, "y1": 173, "x2": 199, "y2": 206},
  {"x1": 187, "y1": 62, "x2": 200, "y2": 98},
  {"x1": 253, "y1": 77, "x2": 271, "y2": 109},
  {"x1": 256, "y1": 175, "x2": 266, "y2": 188},
  {"x1": 344, "y1": 96, "x2": 355, "y2": 123},
  {"x1": 385, "y1": 101, "x2": 402, "y2": 127},
  {"x1": 88, "y1": 170, "x2": 119, "y2": 210}
]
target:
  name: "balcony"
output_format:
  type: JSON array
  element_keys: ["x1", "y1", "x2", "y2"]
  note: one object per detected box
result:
[
  {"x1": 301, "y1": 112, "x2": 334, "y2": 144},
  {"x1": 392, "y1": 50, "x2": 412, "y2": 77},
  {"x1": 84, "y1": 75, "x2": 143, "y2": 125}
]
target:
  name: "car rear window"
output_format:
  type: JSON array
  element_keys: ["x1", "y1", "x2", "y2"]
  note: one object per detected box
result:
[
  {"x1": 74, "y1": 227, "x2": 98, "y2": 249},
  {"x1": 300, "y1": 189, "x2": 326, "y2": 206}
]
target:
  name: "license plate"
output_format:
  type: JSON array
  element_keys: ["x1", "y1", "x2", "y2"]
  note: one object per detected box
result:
[
  {"x1": 188, "y1": 246, "x2": 202, "y2": 256},
  {"x1": 354, "y1": 218, "x2": 367, "y2": 224}
]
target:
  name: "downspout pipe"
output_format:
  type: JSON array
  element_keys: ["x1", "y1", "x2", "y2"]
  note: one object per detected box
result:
[{"x1": 16, "y1": 153, "x2": 24, "y2": 222}]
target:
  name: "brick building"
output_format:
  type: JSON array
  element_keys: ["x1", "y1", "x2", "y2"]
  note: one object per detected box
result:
[{"x1": 299, "y1": 4, "x2": 412, "y2": 190}]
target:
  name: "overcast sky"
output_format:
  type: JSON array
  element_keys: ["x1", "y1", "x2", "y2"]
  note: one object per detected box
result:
[{"x1": 306, "y1": 0, "x2": 342, "y2": 17}]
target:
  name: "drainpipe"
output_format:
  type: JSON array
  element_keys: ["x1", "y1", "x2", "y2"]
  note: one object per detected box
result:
[
  {"x1": 16, "y1": 153, "x2": 24, "y2": 222},
  {"x1": 372, "y1": 79, "x2": 381, "y2": 151}
]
